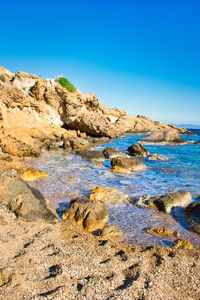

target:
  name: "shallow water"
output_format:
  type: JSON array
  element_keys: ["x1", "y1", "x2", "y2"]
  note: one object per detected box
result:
[{"x1": 29, "y1": 129, "x2": 200, "y2": 248}]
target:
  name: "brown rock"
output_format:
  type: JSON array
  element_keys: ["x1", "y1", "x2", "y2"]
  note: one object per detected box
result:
[
  {"x1": 0, "y1": 177, "x2": 58, "y2": 223},
  {"x1": 64, "y1": 137, "x2": 90, "y2": 152},
  {"x1": 62, "y1": 197, "x2": 108, "y2": 232},
  {"x1": 111, "y1": 157, "x2": 146, "y2": 173},
  {"x1": 127, "y1": 143, "x2": 149, "y2": 157},
  {"x1": 81, "y1": 150, "x2": 105, "y2": 162}
]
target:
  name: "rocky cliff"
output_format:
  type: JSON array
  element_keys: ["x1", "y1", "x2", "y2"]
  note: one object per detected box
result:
[{"x1": 0, "y1": 65, "x2": 192, "y2": 157}]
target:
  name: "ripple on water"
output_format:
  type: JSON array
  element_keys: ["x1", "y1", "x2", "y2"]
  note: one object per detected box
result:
[{"x1": 29, "y1": 132, "x2": 200, "y2": 248}]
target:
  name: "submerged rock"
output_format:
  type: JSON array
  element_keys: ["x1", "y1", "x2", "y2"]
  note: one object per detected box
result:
[
  {"x1": 147, "y1": 153, "x2": 169, "y2": 161},
  {"x1": 81, "y1": 150, "x2": 105, "y2": 162},
  {"x1": 127, "y1": 143, "x2": 149, "y2": 157},
  {"x1": 103, "y1": 147, "x2": 127, "y2": 159},
  {"x1": 184, "y1": 201, "x2": 200, "y2": 234},
  {"x1": 111, "y1": 157, "x2": 146, "y2": 174},
  {"x1": 146, "y1": 227, "x2": 180, "y2": 238},
  {"x1": 89, "y1": 186, "x2": 130, "y2": 204},
  {"x1": 140, "y1": 128, "x2": 185, "y2": 144},
  {"x1": 62, "y1": 197, "x2": 108, "y2": 232},
  {"x1": 172, "y1": 239, "x2": 193, "y2": 249}
]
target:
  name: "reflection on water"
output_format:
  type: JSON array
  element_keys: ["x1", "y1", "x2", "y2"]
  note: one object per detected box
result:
[{"x1": 29, "y1": 132, "x2": 200, "y2": 248}]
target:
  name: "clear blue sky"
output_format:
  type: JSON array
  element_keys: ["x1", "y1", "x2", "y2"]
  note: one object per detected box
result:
[{"x1": 1, "y1": 0, "x2": 200, "y2": 125}]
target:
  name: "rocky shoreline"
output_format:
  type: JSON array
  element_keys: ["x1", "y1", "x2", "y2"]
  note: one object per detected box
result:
[{"x1": 0, "y1": 66, "x2": 200, "y2": 299}]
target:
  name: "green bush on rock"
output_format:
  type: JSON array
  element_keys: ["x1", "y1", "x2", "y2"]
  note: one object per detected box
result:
[{"x1": 58, "y1": 77, "x2": 76, "y2": 93}]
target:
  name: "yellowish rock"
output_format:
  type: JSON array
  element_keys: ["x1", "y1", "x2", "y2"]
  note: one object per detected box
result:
[
  {"x1": 20, "y1": 168, "x2": 48, "y2": 181},
  {"x1": 172, "y1": 238, "x2": 193, "y2": 249},
  {"x1": 89, "y1": 186, "x2": 129, "y2": 204},
  {"x1": 147, "y1": 227, "x2": 180, "y2": 238}
]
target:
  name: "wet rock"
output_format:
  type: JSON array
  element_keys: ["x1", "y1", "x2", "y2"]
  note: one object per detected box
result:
[
  {"x1": 147, "y1": 153, "x2": 169, "y2": 161},
  {"x1": 127, "y1": 143, "x2": 149, "y2": 157},
  {"x1": 89, "y1": 186, "x2": 130, "y2": 204},
  {"x1": 0, "y1": 177, "x2": 58, "y2": 223},
  {"x1": 111, "y1": 157, "x2": 146, "y2": 174},
  {"x1": 140, "y1": 128, "x2": 185, "y2": 144},
  {"x1": 146, "y1": 227, "x2": 180, "y2": 238},
  {"x1": 62, "y1": 198, "x2": 108, "y2": 232},
  {"x1": 184, "y1": 201, "x2": 200, "y2": 234},
  {"x1": 20, "y1": 168, "x2": 48, "y2": 181},
  {"x1": 103, "y1": 147, "x2": 127, "y2": 159},
  {"x1": 172, "y1": 239, "x2": 193, "y2": 249},
  {"x1": 149, "y1": 190, "x2": 191, "y2": 213},
  {"x1": 81, "y1": 150, "x2": 105, "y2": 162}
]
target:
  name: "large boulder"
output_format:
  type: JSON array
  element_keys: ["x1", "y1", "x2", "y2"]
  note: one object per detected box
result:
[
  {"x1": 127, "y1": 143, "x2": 149, "y2": 157},
  {"x1": 0, "y1": 174, "x2": 57, "y2": 223},
  {"x1": 140, "y1": 128, "x2": 185, "y2": 144},
  {"x1": 89, "y1": 186, "x2": 130, "y2": 204},
  {"x1": 111, "y1": 157, "x2": 146, "y2": 174},
  {"x1": 184, "y1": 201, "x2": 200, "y2": 234},
  {"x1": 62, "y1": 197, "x2": 108, "y2": 232},
  {"x1": 149, "y1": 190, "x2": 191, "y2": 213}
]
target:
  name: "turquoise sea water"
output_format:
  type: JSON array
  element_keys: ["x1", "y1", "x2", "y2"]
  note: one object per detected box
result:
[{"x1": 29, "y1": 129, "x2": 200, "y2": 248}]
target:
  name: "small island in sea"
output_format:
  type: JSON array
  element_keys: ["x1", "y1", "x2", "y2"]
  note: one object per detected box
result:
[{"x1": 0, "y1": 65, "x2": 199, "y2": 299}]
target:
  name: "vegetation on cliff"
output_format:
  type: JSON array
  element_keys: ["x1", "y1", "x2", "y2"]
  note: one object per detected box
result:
[{"x1": 58, "y1": 77, "x2": 76, "y2": 93}]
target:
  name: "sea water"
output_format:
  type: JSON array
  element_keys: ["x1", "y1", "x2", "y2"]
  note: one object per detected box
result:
[{"x1": 29, "y1": 129, "x2": 200, "y2": 248}]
